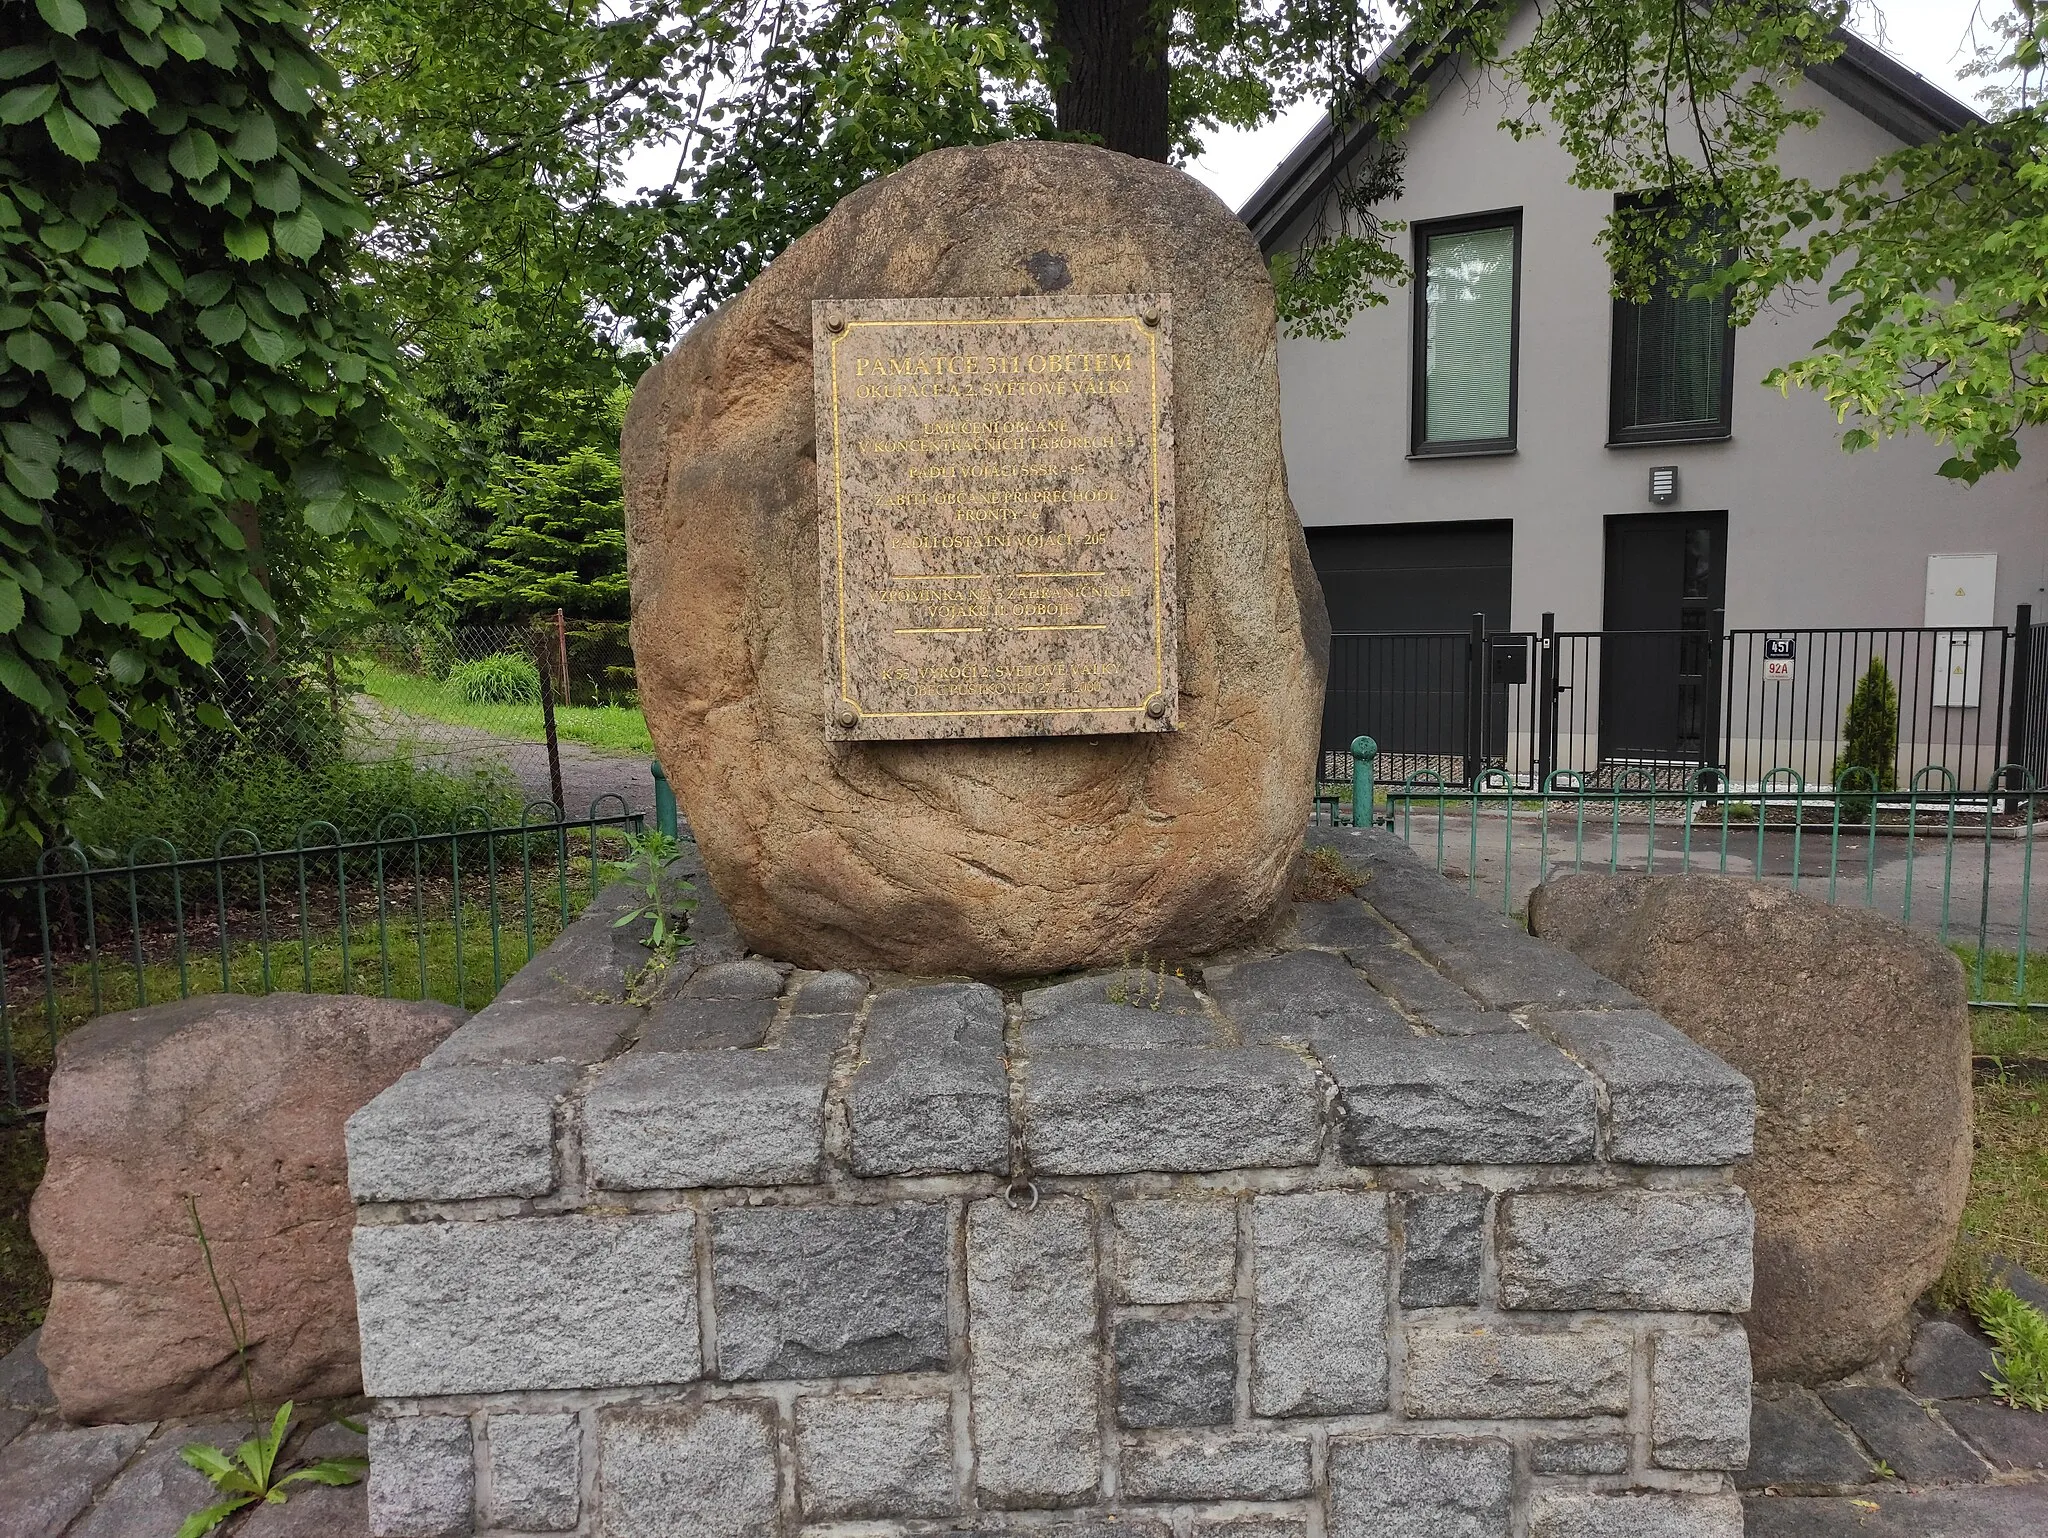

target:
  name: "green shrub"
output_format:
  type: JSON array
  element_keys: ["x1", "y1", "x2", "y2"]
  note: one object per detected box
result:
[
  {"x1": 447, "y1": 654, "x2": 543, "y2": 706},
  {"x1": 1832, "y1": 656, "x2": 1899, "y2": 820},
  {"x1": 60, "y1": 755, "x2": 522, "y2": 864}
]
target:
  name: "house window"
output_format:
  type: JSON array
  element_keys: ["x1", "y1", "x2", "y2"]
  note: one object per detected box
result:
[
  {"x1": 1609, "y1": 219, "x2": 1736, "y2": 445},
  {"x1": 1412, "y1": 211, "x2": 1522, "y2": 456}
]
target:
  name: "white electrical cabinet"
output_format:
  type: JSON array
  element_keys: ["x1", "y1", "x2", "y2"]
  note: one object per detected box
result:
[{"x1": 1926, "y1": 553, "x2": 1997, "y2": 708}]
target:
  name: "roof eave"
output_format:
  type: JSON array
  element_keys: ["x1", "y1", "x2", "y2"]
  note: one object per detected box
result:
[{"x1": 1241, "y1": 25, "x2": 1983, "y2": 256}]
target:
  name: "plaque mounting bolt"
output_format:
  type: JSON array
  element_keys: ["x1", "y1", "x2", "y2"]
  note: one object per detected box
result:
[
  {"x1": 1145, "y1": 694, "x2": 1169, "y2": 719},
  {"x1": 824, "y1": 302, "x2": 846, "y2": 334},
  {"x1": 1139, "y1": 301, "x2": 1161, "y2": 328},
  {"x1": 833, "y1": 701, "x2": 860, "y2": 728}
]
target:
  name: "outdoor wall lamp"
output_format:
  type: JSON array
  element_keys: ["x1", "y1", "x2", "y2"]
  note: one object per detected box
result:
[{"x1": 1649, "y1": 466, "x2": 1679, "y2": 503}]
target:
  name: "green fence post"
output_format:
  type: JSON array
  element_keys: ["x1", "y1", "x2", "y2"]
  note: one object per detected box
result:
[
  {"x1": 1350, "y1": 736, "x2": 1378, "y2": 828},
  {"x1": 652, "y1": 761, "x2": 678, "y2": 839}
]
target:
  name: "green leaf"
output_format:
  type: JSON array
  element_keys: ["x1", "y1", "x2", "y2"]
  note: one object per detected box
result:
[
  {"x1": 0, "y1": 485, "x2": 43, "y2": 524},
  {"x1": 0, "y1": 45, "x2": 52, "y2": 81},
  {"x1": 0, "y1": 579, "x2": 22, "y2": 633},
  {"x1": 186, "y1": 271, "x2": 232, "y2": 308},
  {"x1": 124, "y1": 271, "x2": 169, "y2": 313},
  {"x1": 271, "y1": 208, "x2": 322, "y2": 259},
  {"x1": 174, "y1": 624, "x2": 213, "y2": 663},
  {"x1": 113, "y1": 390, "x2": 151, "y2": 436},
  {"x1": 80, "y1": 342, "x2": 119, "y2": 375},
  {"x1": 93, "y1": 219, "x2": 149, "y2": 268},
  {"x1": 118, "y1": 0, "x2": 162, "y2": 34},
  {"x1": 107, "y1": 647, "x2": 145, "y2": 683},
  {"x1": 5, "y1": 330, "x2": 56, "y2": 374},
  {"x1": 230, "y1": 110, "x2": 277, "y2": 163},
  {"x1": 121, "y1": 326, "x2": 172, "y2": 365},
  {"x1": 3, "y1": 456, "x2": 57, "y2": 501},
  {"x1": 160, "y1": 22, "x2": 207, "y2": 61},
  {"x1": 43, "y1": 102, "x2": 99, "y2": 162},
  {"x1": 301, "y1": 494, "x2": 350, "y2": 534},
  {"x1": 197, "y1": 305, "x2": 246, "y2": 344},
  {"x1": 262, "y1": 276, "x2": 306, "y2": 316},
  {"x1": 32, "y1": 585, "x2": 79, "y2": 636},
  {"x1": 276, "y1": 1456, "x2": 367, "y2": 1488},
  {"x1": 0, "y1": 83, "x2": 58, "y2": 125},
  {"x1": 169, "y1": 127, "x2": 219, "y2": 180},
  {"x1": 163, "y1": 444, "x2": 222, "y2": 494},
  {"x1": 102, "y1": 437, "x2": 163, "y2": 486},
  {"x1": 0, "y1": 647, "x2": 52, "y2": 712},
  {"x1": 37, "y1": 300, "x2": 85, "y2": 342},
  {"x1": 99, "y1": 56, "x2": 156, "y2": 114},
  {"x1": 241, "y1": 327, "x2": 291, "y2": 367},
  {"x1": 129, "y1": 610, "x2": 177, "y2": 639},
  {"x1": 173, "y1": 1494, "x2": 256, "y2": 1538},
  {"x1": 250, "y1": 162, "x2": 299, "y2": 212},
  {"x1": 2, "y1": 422, "x2": 59, "y2": 464},
  {"x1": 35, "y1": 0, "x2": 88, "y2": 37},
  {"x1": 14, "y1": 621, "x2": 58, "y2": 661},
  {"x1": 224, "y1": 221, "x2": 268, "y2": 262},
  {"x1": 64, "y1": 78, "x2": 127, "y2": 128},
  {"x1": 267, "y1": 70, "x2": 312, "y2": 113}
]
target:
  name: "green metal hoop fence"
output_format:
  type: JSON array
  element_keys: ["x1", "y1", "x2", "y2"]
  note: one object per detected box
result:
[
  {"x1": 0, "y1": 798, "x2": 645, "y2": 1119},
  {"x1": 1317, "y1": 761, "x2": 2048, "y2": 1015}
]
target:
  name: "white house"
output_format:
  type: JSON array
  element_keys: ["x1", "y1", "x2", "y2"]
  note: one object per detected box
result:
[{"x1": 1243, "y1": 19, "x2": 2048, "y2": 789}]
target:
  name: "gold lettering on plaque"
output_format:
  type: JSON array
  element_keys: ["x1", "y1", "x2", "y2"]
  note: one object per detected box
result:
[{"x1": 812, "y1": 295, "x2": 1178, "y2": 741}]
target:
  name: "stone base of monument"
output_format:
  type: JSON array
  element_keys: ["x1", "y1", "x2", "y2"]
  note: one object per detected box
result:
[{"x1": 345, "y1": 828, "x2": 1757, "y2": 1538}]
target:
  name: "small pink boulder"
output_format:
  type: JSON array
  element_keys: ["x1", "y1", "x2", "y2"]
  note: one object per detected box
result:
[{"x1": 30, "y1": 992, "x2": 462, "y2": 1423}]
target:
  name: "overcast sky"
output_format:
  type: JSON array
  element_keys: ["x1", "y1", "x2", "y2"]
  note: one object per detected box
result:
[{"x1": 1187, "y1": 3, "x2": 2008, "y2": 211}]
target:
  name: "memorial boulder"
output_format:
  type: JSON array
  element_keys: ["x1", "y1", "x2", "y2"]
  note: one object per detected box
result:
[{"x1": 622, "y1": 141, "x2": 1327, "y2": 977}]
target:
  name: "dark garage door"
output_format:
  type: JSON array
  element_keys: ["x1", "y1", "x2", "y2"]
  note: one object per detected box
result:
[{"x1": 1306, "y1": 521, "x2": 1514, "y2": 765}]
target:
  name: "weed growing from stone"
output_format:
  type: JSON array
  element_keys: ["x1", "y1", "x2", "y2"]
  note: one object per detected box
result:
[
  {"x1": 1973, "y1": 1283, "x2": 2048, "y2": 1411},
  {"x1": 1105, "y1": 954, "x2": 1185, "y2": 1008},
  {"x1": 1295, "y1": 847, "x2": 1366, "y2": 903},
  {"x1": 610, "y1": 829, "x2": 697, "y2": 955},
  {"x1": 175, "y1": 1200, "x2": 366, "y2": 1536}
]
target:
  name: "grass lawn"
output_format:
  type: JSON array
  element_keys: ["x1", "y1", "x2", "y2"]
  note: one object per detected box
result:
[
  {"x1": 1959, "y1": 952, "x2": 2048, "y2": 1283},
  {"x1": 358, "y1": 661, "x2": 655, "y2": 756}
]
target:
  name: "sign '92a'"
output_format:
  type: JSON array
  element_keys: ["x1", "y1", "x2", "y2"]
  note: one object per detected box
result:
[{"x1": 811, "y1": 294, "x2": 1178, "y2": 742}]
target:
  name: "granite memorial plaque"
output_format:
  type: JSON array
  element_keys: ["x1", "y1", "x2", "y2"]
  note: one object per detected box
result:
[{"x1": 812, "y1": 294, "x2": 1177, "y2": 740}]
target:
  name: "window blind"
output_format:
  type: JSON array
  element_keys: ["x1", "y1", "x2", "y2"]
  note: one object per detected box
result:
[
  {"x1": 1423, "y1": 225, "x2": 1516, "y2": 444},
  {"x1": 1622, "y1": 287, "x2": 1727, "y2": 427}
]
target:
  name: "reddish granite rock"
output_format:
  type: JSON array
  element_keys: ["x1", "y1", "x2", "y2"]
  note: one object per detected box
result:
[
  {"x1": 1528, "y1": 873, "x2": 1970, "y2": 1381},
  {"x1": 30, "y1": 993, "x2": 462, "y2": 1423}
]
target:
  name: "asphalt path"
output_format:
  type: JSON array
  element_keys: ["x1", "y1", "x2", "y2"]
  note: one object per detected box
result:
[{"x1": 348, "y1": 700, "x2": 657, "y2": 823}]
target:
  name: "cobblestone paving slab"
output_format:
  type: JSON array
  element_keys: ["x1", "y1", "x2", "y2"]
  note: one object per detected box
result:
[
  {"x1": 0, "y1": 1421, "x2": 153, "y2": 1538},
  {"x1": 1744, "y1": 1485, "x2": 2048, "y2": 1537},
  {"x1": 1819, "y1": 1386, "x2": 1992, "y2": 1486}
]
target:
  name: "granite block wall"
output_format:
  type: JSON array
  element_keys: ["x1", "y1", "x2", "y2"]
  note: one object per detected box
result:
[{"x1": 348, "y1": 827, "x2": 1756, "y2": 1537}]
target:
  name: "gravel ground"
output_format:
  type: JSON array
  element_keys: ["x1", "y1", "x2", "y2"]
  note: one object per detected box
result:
[{"x1": 351, "y1": 705, "x2": 658, "y2": 823}]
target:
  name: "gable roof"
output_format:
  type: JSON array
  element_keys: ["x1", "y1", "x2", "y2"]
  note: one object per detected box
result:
[{"x1": 1239, "y1": 28, "x2": 1981, "y2": 252}]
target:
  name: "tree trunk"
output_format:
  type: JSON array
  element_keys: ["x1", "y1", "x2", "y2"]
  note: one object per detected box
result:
[{"x1": 1051, "y1": 0, "x2": 1170, "y2": 162}]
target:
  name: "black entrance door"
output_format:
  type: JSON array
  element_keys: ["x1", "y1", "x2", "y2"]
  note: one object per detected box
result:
[{"x1": 1600, "y1": 511, "x2": 1727, "y2": 762}]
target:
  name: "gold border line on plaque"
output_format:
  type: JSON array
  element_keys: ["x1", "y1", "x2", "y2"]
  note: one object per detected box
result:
[{"x1": 827, "y1": 314, "x2": 1166, "y2": 719}]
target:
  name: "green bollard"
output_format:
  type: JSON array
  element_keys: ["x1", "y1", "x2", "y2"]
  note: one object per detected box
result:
[
  {"x1": 1350, "y1": 736, "x2": 1378, "y2": 828},
  {"x1": 651, "y1": 760, "x2": 678, "y2": 839}
]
